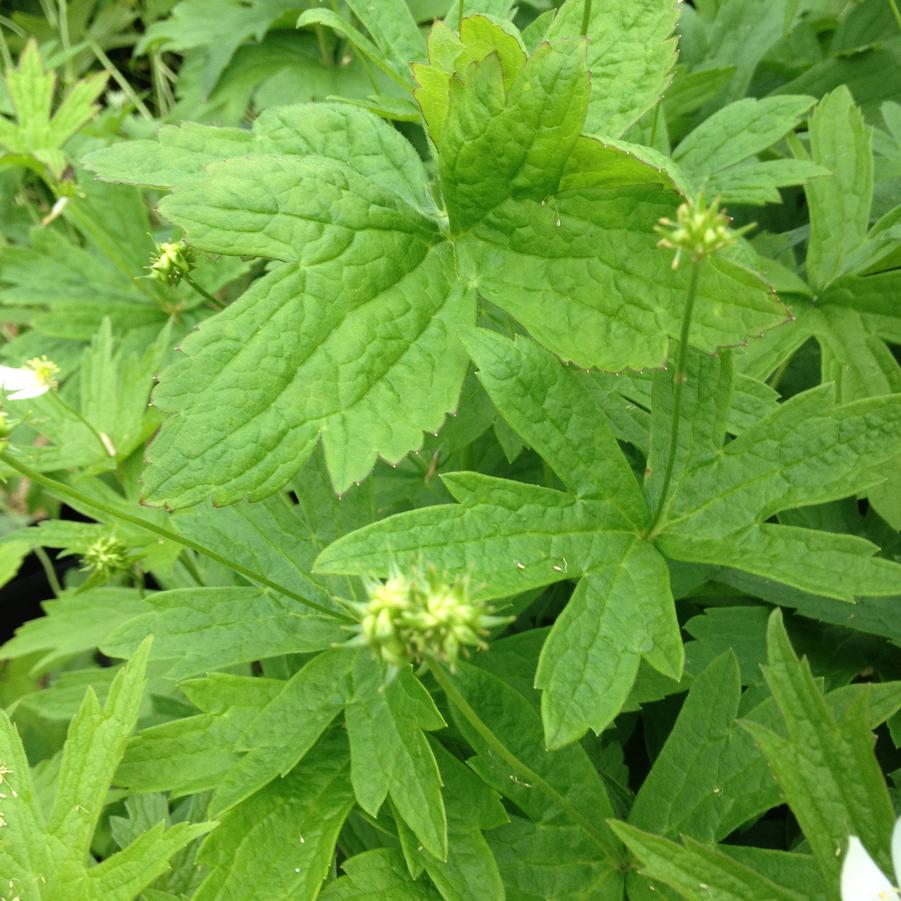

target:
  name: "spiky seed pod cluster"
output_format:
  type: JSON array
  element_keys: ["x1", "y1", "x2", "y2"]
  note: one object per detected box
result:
[
  {"x1": 80, "y1": 536, "x2": 129, "y2": 578},
  {"x1": 346, "y1": 567, "x2": 509, "y2": 673},
  {"x1": 147, "y1": 240, "x2": 194, "y2": 286},
  {"x1": 655, "y1": 193, "x2": 753, "y2": 270}
]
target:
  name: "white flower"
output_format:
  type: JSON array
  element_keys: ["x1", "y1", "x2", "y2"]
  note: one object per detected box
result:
[
  {"x1": 0, "y1": 357, "x2": 59, "y2": 400},
  {"x1": 842, "y1": 816, "x2": 901, "y2": 900}
]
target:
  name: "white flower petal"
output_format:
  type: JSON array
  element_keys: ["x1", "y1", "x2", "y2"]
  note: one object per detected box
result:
[
  {"x1": 892, "y1": 816, "x2": 901, "y2": 889},
  {"x1": 842, "y1": 836, "x2": 895, "y2": 901},
  {"x1": 0, "y1": 366, "x2": 40, "y2": 392},
  {"x1": 7, "y1": 384, "x2": 49, "y2": 400}
]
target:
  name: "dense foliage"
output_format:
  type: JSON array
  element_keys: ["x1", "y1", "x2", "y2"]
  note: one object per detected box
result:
[{"x1": 0, "y1": 0, "x2": 899, "y2": 898}]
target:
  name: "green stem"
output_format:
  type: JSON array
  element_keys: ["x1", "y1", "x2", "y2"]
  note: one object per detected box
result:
[
  {"x1": 34, "y1": 546, "x2": 62, "y2": 597},
  {"x1": 62, "y1": 201, "x2": 163, "y2": 306},
  {"x1": 0, "y1": 451, "x2": 349, "y2": 622},
  {"x1": 184, "y1": 273, "x2": 225, "y2": 310},
  {"x1": 314, "y1": 24, "x2": 333, "y2": 67},
  {"x1": 84, "y1": 33, "x2": 154, "y2": 120},
  {"x1": 767, "y1": 346, "x2": 797, "y2": 394},
  {"x1": 645, "y1": 256, "x2": 701, "y2": 539},
  {"x1": 428, "y1": 661, "x2": 618, "y2": 860},
  {"x1": 580, "y1": 0, "x2": 592, "y2": 36},
  {"x1": 458, "y1": 0, "x2": 464, "y2": 34},
  {"x1": 889, "y1": 0, "x2": 901, "y2": 32}
]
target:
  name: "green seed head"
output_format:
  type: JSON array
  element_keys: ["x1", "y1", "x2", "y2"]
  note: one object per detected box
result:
[
  {"x1": 147, "y1": 240, "x2": 194, "y2": 286},
  {"x1": 80, "y1": 536, "x2": 129, "y2": 578},
  {"x1": 655, "y1": 194, "x2": 752, "y2": 269},
  {"x1": 348, "y1": 566, "x2": 509, "y2": 672}
]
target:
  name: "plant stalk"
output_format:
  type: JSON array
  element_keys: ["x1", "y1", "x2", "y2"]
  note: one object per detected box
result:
[
  {"x1": 184, "y1": 273, "x2": 225, "y2": 310},
  {"x1": 0, "y1": 451, "x2": 349, "y2": 621},
  {"x1": 645, "y1": 256, "x2": 701, "y2": 539},
  {"x1": 580, "y1": 0, "x2": 592, "y2": 36},
  {"x1": 428, "y1": 660, "x2": 619, "y2": 860},
  {"x1": 34, "y1": 546, "x2": 62, "y2": 597}
]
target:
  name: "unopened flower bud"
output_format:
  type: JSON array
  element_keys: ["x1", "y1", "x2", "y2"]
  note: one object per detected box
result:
[{"x1": 655, "y1": 194, "x2": 753, "y2": 270}]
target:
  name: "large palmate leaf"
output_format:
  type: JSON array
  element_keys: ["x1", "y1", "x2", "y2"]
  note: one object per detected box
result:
[
  {"x1": 319, "y1": 331, "x2": 683, "y2": 748},
  {"x1": 420, "y1": 24, "x2": 786, "y2": 372},
  {"x1": 86, "y1": 22, "x2": 785, "y2": 507}
]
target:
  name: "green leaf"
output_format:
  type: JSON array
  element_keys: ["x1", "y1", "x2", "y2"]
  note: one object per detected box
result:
[
  {"x1": 464, "y1": 329, "x2": 646, "y2": 517},
  {"x1": 76, "y1": 821, "x2": 214, "y2": 901},
  {"x1": 193, "y1": 732, "x2": 355, "y2": 900},
  {"x1": 673, "y1": 96, "x2": 815, "y2": 179},
  {"x1": 610, "y1": 821, "x2": 808, "y2": 901},
  {"x1": 346, "y1": 655, "x2": 448, "y2": 859},
  {"x1": 488, "y1": 818, "x2": 625, "y2": 900},
  {"x1": 209, "y1": 649, "x2": 352, "y2": 816},
  {"x1": 0, "y1": 539, "x2": 28, "y2": 589},
  {"x1": 663, "y1": 387, "x2": 901, "y2": 538},
  {"x1": 321, "y1": 848, "x2": 442, "y2": 899},
  {"x1": 660, "y1": 523, "x2": 901, "y2": 602},
  {"x1": 437, "y1": 40, "x2": 589, "y2": 233},
  {"x1": 535, "y1": 539, "x2": 683, "y2": 748},
  {"x1": 448, "y1": 663, "x2": 623, "y2": 869},
  {"x1": 79, "y1": 317, "x2": 171, "y2": 462},
  {"x1": 704, "y1": 159, "x2": 830, "y2": 206},
  {"x1": 0, "y1": 588, "x2": 152, "y2": 674},
  {"x1": 85, "y1": 102, "x2": 434, "y2": 214},
  {"x1": 629, "y1": 652, "x2": 745, "y2": 839},
  {"x1": 46, "y1": 638, "x2": 153, "y2": 862},
  {"x1": 118, "y1": 675, "x2": 285, "y2": 797},
  {"x1": 172, "y1": 493, "x2": 338, "y2": 609},
  {"x1": 740, "y1": 610, "x2": 897, "y2": 885},
  {"x1": 456, "y1": 173, "x2": 785, "y2": 372},
  {"x1": 805, "y1": 86, "x2": 874, "y2": 290},
  {"x1": 0, "y1": 708, "x2": 60, "y2": 890},
  {"x1": 645, "y1": 346, "x2": 733, "y2": 518},
  {"x1": 136, "y1": 0, "x2": 303, "y2": 96},
  {"x1": 0, "y1": 39, "x2": 107, "y2": 177},
  {"x1": 100, "y1": 588, "x2": 344, "y2": 677},
  {"x1": 400, "y1": 742, "x2": 507, "y2": 901},
  {"x1": 546, "y1": 0, "x2": 679, "y2": 138},
  {"x1": 343, "y1": 0, "x2": 426, "y2": 73}
]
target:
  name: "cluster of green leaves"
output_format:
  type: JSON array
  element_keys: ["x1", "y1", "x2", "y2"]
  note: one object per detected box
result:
[{"x1": 0, "y1": 0, "x2": 899, "y2": 899}]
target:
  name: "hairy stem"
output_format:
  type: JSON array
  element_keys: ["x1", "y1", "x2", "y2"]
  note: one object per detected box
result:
[
  {"x1": 428, "y1": 660, "x2": 619, "y2": 860},
  {"x1": 0, "y1": 451, "x2": 349, "y2": 621},
  {"x1": 645, "y1": 256, "x2": 701, "y2": 538}
]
